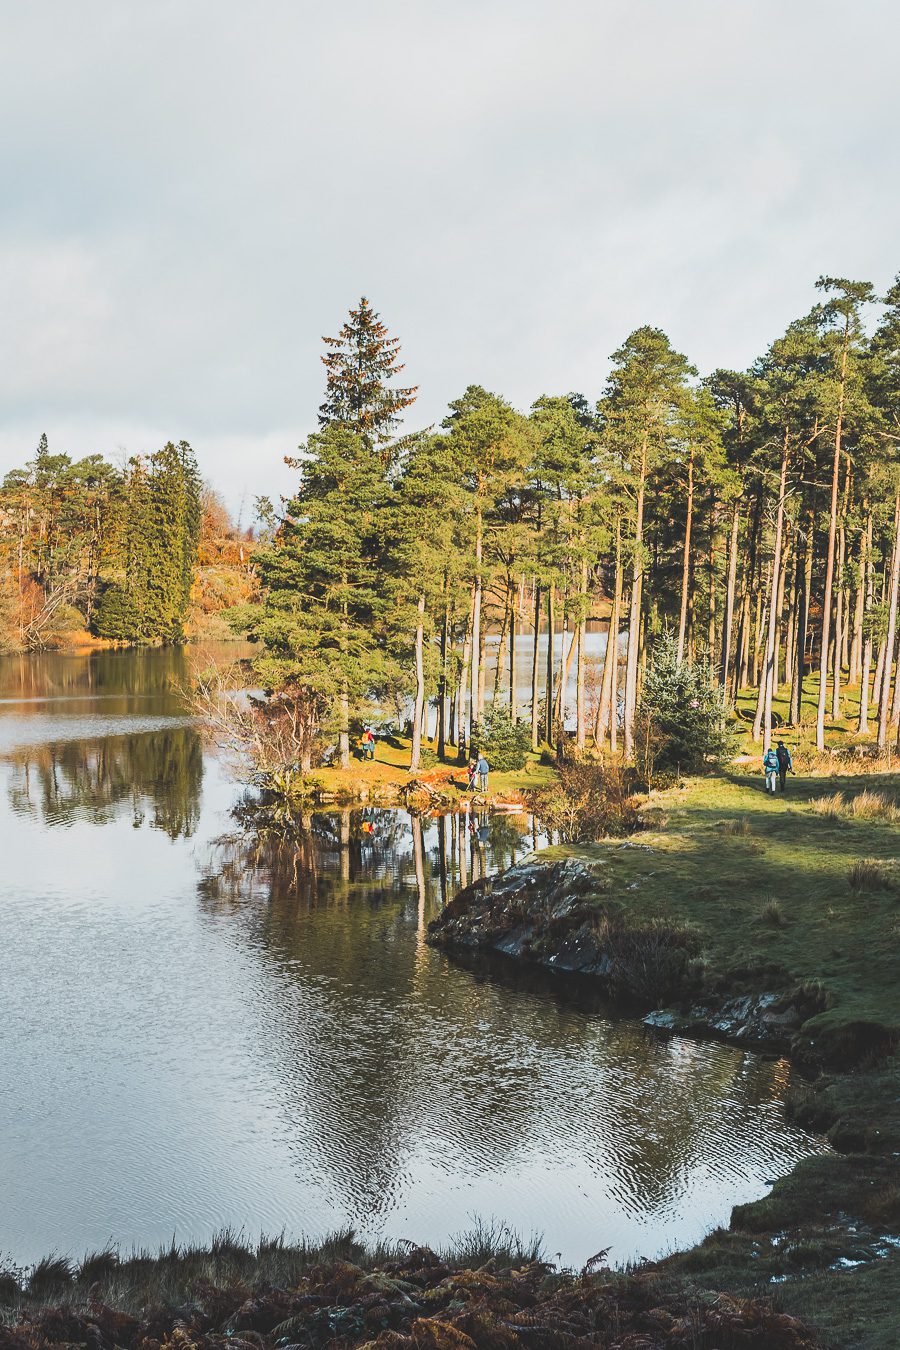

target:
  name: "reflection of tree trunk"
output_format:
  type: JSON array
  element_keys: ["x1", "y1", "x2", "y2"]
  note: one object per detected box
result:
[
  {"x1": 530, "y1": 583, "x2": 541, "y2": 750},
  {"x1": 339, "y1": 811, "x2": 350, "y2": 883},
  {"x1": 437, "y1": 813, "x2": 448, "y2": 906},
  {"x1": 458, "y1": 810, "x2": 468, "y2": 889},
  {"x1": 411, "y1": 814, "x2": 426, "y2": 936},
  {"x1": 410, "y1": 591, "x2": 426, "y2": 772}
]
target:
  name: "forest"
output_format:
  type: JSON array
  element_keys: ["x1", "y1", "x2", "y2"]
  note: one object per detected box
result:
[
  {"x1": 251, "y1": 280, "x2": 900, "y2": 772},
  {"x1": 3, "y1": 278, "x2": 900, "y2": 778},
  {"x1": 0, "y1": 438, "x2": 257, "y2": 649}
]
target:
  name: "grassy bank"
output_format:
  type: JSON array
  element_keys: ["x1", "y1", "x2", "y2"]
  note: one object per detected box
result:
[
  {"x1": 433, "y1": 769, "x2": 900, "y2": 1348},
  {"x1": 296, "y1": 738, "x2": 558, "y2": 805}
]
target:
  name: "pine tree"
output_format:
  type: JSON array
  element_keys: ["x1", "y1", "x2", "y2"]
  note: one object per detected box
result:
[
  {"x1": 600, "y1": 328, "x2": 695, "y2": 757},
  {"x1": 319, "y1": 297, "x2": 417, "y2": 455},
  {"x1": 256, "y1": 425, "x2": 390, "y2": 768}
]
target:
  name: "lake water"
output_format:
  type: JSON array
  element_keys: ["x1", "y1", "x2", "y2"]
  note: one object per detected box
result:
[{"x1": 0, "y1": 646, "x2": 826, "y2": 1269}]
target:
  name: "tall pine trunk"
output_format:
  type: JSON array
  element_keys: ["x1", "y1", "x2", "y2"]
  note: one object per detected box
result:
[
  {"x1": 544, "y1": 585, "x2": 555, "y2": 747},
  {"x1": 720, "y1": 499, "x2": 741, "y2": 699},
  {"x1": 509, "y1": 576, "x2": 519, "y2": 721},
  {"x1": 676, "y1": 445, "x2": 694, "y2": 662},
  {"x1": 623, "y1": 439, "x2": 648, "y2": 758},
  {"x1": 596, "y1": 517, "x2": 622, "y2": 748},
  {"x1": 576, "y1": 559, "x2": 588, "y2": 750},
  {"x1": 816, "y1": 329, "x2": 850, "y2": 750},
  {"x1": 530, "y1": 583, "x2": 542, "y2": 750},
  {"x1": 857, "y1": 511, "x2": 873, "y2": 734},
  {"x1": 470, "y1": 508, "x2": 483, "y2": 735},
  {"x1": 409, "y1": 591, "x2": 426, "y2": 772},
  {"x1": 877, "y1": 490, "x2": 900, "y2": 752}
]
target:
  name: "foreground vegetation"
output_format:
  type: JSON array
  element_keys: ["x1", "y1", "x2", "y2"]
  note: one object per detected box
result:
[
  {"x1": 0, "y1": 1226, "x2": 822, "y2": 1349},
  {"x1": 428, "y1": 769, "x2": 900, "y2": 1348}
]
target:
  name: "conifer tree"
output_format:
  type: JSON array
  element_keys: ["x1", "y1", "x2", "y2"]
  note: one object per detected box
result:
[
  {"x1": 255, "y1": 425, "x2": 390, "y2": 768},
  {"x1": 319, "y1": 297, "x2": 417, "y2": 455},
  {"x1": 600, "y1": 328, "x2": 694, "y2": 757}
]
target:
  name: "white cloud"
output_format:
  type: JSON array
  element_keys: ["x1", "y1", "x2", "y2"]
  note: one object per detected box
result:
[{"x1": 1, "y1": 0, "x2": 897, "y2": 513}]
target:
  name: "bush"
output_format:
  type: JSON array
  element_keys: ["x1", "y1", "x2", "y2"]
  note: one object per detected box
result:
[
  {"x1": 470, "y1": 705, "x2": 532, "y2": 772},
  {"x1": 529, "y1": 762, "x2": 641, "y2": 842},
  {"x1": 848, "y1": 859, "x2": 892, "y2": 891},
  {"x1": 635, "y1": 636, "x2": 734, "y2": 776}
]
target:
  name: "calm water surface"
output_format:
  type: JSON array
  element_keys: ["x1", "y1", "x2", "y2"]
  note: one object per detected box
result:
[{"x1": 0, "y1": 647, "x2": 826, "y2": 1268}]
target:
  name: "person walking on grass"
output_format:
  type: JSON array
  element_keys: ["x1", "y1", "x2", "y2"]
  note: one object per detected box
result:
[
  {"x1": 776, "y1": 739, "x2": 793, "y2": 791},
  {"x1": 763, "y1": 745, "x2": 779, "y2": 795},
  {"x1": 476, "y1": 753, "x2": 489, "y2": 795}
]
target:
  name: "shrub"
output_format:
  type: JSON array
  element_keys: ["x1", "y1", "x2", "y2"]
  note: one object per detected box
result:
[
  {"x1": 26, "y1": 1255, "x2": 73, "y2": 1300},
  {"x1": 529, "y1": 762, "x2": 641, "y2": 842},
  {"x1": 720, "y1": 816, "x2": 751, "y2": 837},
  {"x1": 761, "y1": 898, "x2": 787, "y2": 927},
  {"x1": 810, "y1": 792, "x2": 846, "y2": 820},
  {"x1": 593, "y1": 914, "x2": 701, "y2": 1003},
  {"x1": 635, "y1": 636, "x2": 735, "y2": 776},
  {"x1": 848, "y1": 859, "x2": 892, "y2": 891},
  {"x1": 470, "y1": 705, "x2": 532, "y2": 772}
]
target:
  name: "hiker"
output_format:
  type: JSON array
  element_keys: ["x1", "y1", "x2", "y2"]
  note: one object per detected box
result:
[
  {"x1": 476, "y1": 753, "x2": 489, "y2": 794},
  {"x1": 362, "y1": 728, "x2": 375, "y2": 761},
  {"x1": 466, "y1": 759, "x2": 478, "y2": 791},
  {"x1": 776, "y1": 740, "x2": 793, "y2": 791},
  {"x1": 763, "y1": 745, "x2": 779, "y2": 795}
]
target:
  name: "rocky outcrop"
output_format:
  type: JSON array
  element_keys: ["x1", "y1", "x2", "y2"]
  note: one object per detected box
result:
[{"x1": 428, "y1": 856, "x2": 814, "y2": 1055}]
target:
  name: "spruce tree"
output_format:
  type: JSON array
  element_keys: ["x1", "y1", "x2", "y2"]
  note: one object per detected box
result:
[
  {"x1": 319, "y1": 297, "x2": 417, "y2": 455},
  {"x1": 256, "y1": 425, "x2": 390, "y2": 768}
]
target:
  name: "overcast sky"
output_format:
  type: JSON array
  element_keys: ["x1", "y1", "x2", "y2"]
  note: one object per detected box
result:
[{"x1": 1, "y1": 1, "x2": 898, "y2": 517}]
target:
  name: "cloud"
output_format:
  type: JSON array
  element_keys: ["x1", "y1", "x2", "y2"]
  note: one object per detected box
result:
[{"x1": 0, "y1": 0, "x2": 897, "y2": 512}]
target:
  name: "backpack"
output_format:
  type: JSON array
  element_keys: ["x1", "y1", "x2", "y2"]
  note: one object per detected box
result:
[
  {"x1": 776, "y1": 744, "x2": 790, "y2": 768},
  {"x1": 764, "y1": 749, "x2": 779, "y2": 771}
]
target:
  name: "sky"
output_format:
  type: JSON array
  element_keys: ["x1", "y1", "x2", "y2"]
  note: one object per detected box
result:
[{"x1": 1, "y1": 0, "x2": 898, "y2": 518}]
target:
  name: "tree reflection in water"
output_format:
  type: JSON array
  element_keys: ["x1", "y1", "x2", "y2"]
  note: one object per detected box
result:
[
  {"x1": 5, "y1": 728, "x2": 203, "y2": 838},
  {"x1": 197, "y1": 803, "x2": 821, "y2": 1256}
]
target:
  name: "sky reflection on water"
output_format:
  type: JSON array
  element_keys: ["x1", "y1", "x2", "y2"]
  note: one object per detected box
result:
[{"x1": 0, "y1": 647, "x2": 827, "y2": 1267}]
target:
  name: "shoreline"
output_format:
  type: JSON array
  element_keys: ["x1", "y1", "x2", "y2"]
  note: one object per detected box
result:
[{"x1": 425, "y1": 775, "x2": 900, "y2": 1347}]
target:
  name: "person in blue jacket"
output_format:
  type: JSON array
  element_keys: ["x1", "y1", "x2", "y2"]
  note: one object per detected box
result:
[
  {"x1": 476, "y1": 753, "x2": 489, "y2": 794},
  {"x1": 763, "y1": 745, "x2": 779, "y2": 794}
]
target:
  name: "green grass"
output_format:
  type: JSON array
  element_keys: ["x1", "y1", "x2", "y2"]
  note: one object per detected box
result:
[
  {"x1": 731, "y1": 670, "x2": 899, "y2": 762},
  {"x1": 547, "y1": 770, "x2": 900, "y2": 1057},
  {"x1": 546, "y1": 769, "x2": 900, "y2": 1347},
  {"x1": 305, "y1": 736, "x2": 558, "y2": 803}
]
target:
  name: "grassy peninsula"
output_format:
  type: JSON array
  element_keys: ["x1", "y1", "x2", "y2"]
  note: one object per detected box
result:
[{"x1": 427, "y1": 768, "x2": 900, "y2": 1349}]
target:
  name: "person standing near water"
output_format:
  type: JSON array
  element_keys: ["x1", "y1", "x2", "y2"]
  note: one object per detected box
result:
[
  {"x1": 763, "y1": 745, "x2": 779, "y2": 794},
  {"x1": 476, "y1": 753, "x2": 489, "y2": 794}
]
